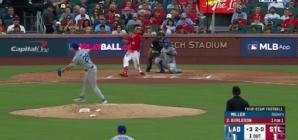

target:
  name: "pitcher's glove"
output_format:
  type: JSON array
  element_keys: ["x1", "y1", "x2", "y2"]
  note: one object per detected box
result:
[{"x1": 57, "y1": 68, "x2": 62, "y2": 77}]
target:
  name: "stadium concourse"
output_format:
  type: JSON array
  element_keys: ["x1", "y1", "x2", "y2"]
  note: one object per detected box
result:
[{"x1": 0, "y1": 0, "x2": 297, "y2": 34}]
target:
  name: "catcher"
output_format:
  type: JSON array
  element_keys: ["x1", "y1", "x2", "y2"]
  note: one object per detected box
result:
[{"x1": 155, "y1": 39, "x2": 182, "y2": 73}]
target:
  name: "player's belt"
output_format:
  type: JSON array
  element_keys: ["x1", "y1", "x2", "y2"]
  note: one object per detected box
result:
[{"x1": 85, "y1": 65, "x2": 94, "y2": 71}]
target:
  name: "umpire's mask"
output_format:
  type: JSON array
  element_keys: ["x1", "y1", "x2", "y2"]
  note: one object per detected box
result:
[{"x1": 156, "y1": 32, "x2": 165, "y2": 41}]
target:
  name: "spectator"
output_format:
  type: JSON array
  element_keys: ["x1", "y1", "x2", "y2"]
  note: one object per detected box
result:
[
  {"x1": 121, "y1": 1, "x2": 135, "y2": 13},
  {"x1": 0, "y1": 19, "x2": 7, "y2": 32},
  {"x1": 154, "y1": 9, "x2": 165, "y2": 25},
  {"x1": 8, "y1": 25, "x2": 24, "y2": 34},
  {"x1": 288, "y1": 1, "x2": 295, "y2": 8},
  {"x1": 176, "y1": 13, "x2": 194, "y2": 26},
  {"x1": 79, "y1": 19, "x2": 91, "y2": 31},
  {"x1": 283, "y1": 12, "x2": 297, "y2": 26},
  {"x1": 152, "y1": 3, "x2": 167, "y2": 15},
  {"x1": 60, "y1": 4, "x2": 66, "y2": 14},
  {"x1": 110, "y1": 125, "x2": 134, "y2": 140},
  {"x1": 98, "y1": 25, "x2": 110, "y2": 34},
  {"x1": 231, "y1": 6, "x2": 247, "y2": 22},
  {"x1": 226, "y1": 86, "x2": 249, "y2": 111},
  {"x1": 77, "y1": 0, "x2": 89, "y2": 14},
  {"x1": 275, "y1": 24, "x2": 284, "y2": 32},
  {"x1": 174, "y1": 5, "x2": 183, "y2": 15},
  {"x1": 91, "y1": 9, "x2": 100, "y2": 25},
  {"x1": 229, "y1": 21, "x2": 242, "y2": 31},
  {"x1": 110, "y1": 14, "x2": 124, "y2": 28},
  {"x1": 127, "y1": 13, "x2": 143, "y2": 28},
  {"x1": 282, "y1": 24, "x2": 292, "y2": 33},
  {"x1": 268, "y1": 2, "x2": 284, "y2": 10},
  {"x1": 167, "y1": 0, "x2": 181, "y2": 9},
  {"x1": 233, "y1": 0, "x2": 246, "y2": 13},
  {"x1": 235, "y1": 14, "x2": 248, "y2": 26},
  {"x1": 164, "y1": 18, "x2": 176, "y2": 33},
  {"x1": 144, "y1": 14, "x2": 159, "y2": 26},
  {"x1": 95, "y1": 2, "x2": 105, "y2": 13},
  {"x1": 138, "y1": 0, "x2": 152, "y2": 9},
  {"x1": 84, "y1": 26, "x2": 93, "y2": 34},
  {"x1": 249, "y1": 6, "x2": 265, "y2": 20},
  {"x1": 171, "y1": 10, "x2": 180, "y2": 21},
  {"x1": 75, "y1": 8, "x2": 90, "y2": 23},
  {"x1": 162, "y1": 14, "x2": 177, "y2": 26},
  {"x1": 77, "y1": 14, "x2": 87, "y2": 26},
  {"x1": 108, "y1": 2, "x2": 120, "y2": 15},
  {"x1": 185, "y1": 0, "x2": 201, "y2": 15},
  {"x1": 267, "y1": 20, "x2": 275, "y2": 31},
  {"x1": 68, "y1": 25, "x2": 78, "y2": 34},
  {"x1": 281, "y1": 8, "x2": 290, "y2": 20},
  {"x1": 138, "y1": 3, "x2": 151, "y2": 15},
  {"x1": 176, "y1": 27, "x2": 188, "y2": 34},
  {"x1": 4, "y1": 7, "x2": 18, "y2": 20},
  {"x1": 59, "y1": 6, "x2": 75, "y2": 22},
  {"x1": 94, "y1": 13, "x2": 109, "y2": 26},
  {"x1": 251, "y1": 16, "x2": 264, "y2": 30},
  {"x1": 176, "y1": 17, "x2": 194, "y2": 33},
  {"x1": 250, "y1": 25, "x2": 258, "y2": 32},
  {"x1": 120, "y1": 0, "x2": 137, "y2": 10},
  {"x1": 160, "y1": 25, "x2": 172, "y2": 34},
  {"x1": 135, "y1": 0, "x2": 142, "y2": 5},
  {"x1": 41, "y1": 4, "x2": 55, "y2": 34},
  {"x1": 95, "y1": 19, "x2": 111, "y2": 32},
  {"x1": 112, "y1": 24, "x2": 127, "y2": 34},
  {"x1": 72, "y1": 5, "x2": 81, "y2": 17},
  {"x1": 64, "y1": 19, "x2": 79, "y2": 31},
  {"x1": 265, "y1": 28, "x2": 272, "y2": 33},
  {"x1": 182, "y1": 8, "x2": 198, "y2": 24},
  {"x1": 177, "y1": 0, "x2": 188, "y2": 5},
  {"x1": 0, "y1": 25, "x2": 6, "y2": 34},
  {"x1": 144, "y1": 25, "x2": 157, "y2": 34},
  {"x1": 138, "y1": 10, "x2": 149, "y2": 23},
  {"x1": 264, "y1": 7, "x2": 280, "y2": 25},
  {"x1": 105, "y1": 9, "x2": 115, "y2": 22},
  {"x1": 121, "y1": 7, "x2": 133, "y2": 25},
  {"x1": 59, "y1": 15, "x2": 73, "y2": 31}
]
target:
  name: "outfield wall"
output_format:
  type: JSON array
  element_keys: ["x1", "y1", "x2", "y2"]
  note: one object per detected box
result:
[{"x1": 1, "y1": 34, "x2": 298, "y2": 65}]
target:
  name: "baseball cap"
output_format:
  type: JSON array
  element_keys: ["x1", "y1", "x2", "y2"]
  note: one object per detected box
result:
[
  {"x1": 71, "y1": 43, "x2": 80, "y2": 49},
  {"x1": 181, "y1": 13, "x2": 187, "y2": 18},
  {"x1": 61, "y1": 4, "x2": 66, "y2": 9},
  {"x1": 237, "y1": 5, "x2": 242, "y2": 9},
  {"x1": 133, "y1": 13, "x2": 138, "y2": 17},
  {"x1": 232, "y1": 86, "x2": 241, "y2": 95},
  {"x1": 289, "y1": 12, "x2": 294, "y2": 16},
  {"x1": 118, "y1": 125, "x2": 127, "y2": 134},
  {"x1": 276, "y1": 24, "x2": 282, "y2": 27},
  {"x1": 99, "y1": 1, "x2": 104, "y2": 4},
  {"x1": 115, "y1": 14, "x2": 120, "y2": 17},
  {"x1": 13, "y1": 15, "x2": 20, "y2": 20},
  {"x1": 166, "y1": 14, "x2": 172, "y2": 18},
  {"x1": 284, "y1": 7, "x2": 289, "y2": 10},
  {"x1": 283, "y1": 24, "x2": 289, "y2": 28}
]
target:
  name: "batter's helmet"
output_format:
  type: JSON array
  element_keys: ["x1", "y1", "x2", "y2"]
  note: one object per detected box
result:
[
  {"x1": 71, "y1": 43, "x2": 80, "y2": 50},
  {"x1": 135, "y1": 27, "x2": 144, "y2": 35}
]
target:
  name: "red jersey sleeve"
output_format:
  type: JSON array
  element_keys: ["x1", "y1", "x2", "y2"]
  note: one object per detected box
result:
[{"x1": 123, "y1": 35, "x2": 133, "y2": 42}]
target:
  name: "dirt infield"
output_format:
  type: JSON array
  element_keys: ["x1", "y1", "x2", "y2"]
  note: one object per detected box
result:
[{"x1": 5, "y1": 69, "x2": 298, "y2": 119}]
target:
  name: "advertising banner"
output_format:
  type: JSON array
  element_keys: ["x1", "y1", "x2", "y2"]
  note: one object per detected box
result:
[
  {"x1": 240, "y1": 38, "x2": 296, "y2": 57},
  {"x1": 199, "y1": 0, "x2": 238, "y2": 13},
  {"x1": 0, "y1": 39, "x2": 66, "y2": 57},
  {"x1": 66, "y1": 38, "x2": 144, "y2": 57}
]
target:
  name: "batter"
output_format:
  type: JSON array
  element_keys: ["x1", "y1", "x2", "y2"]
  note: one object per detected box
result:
[{"x1": 61, "y1": 43, "x2": 107, "y2": 104}]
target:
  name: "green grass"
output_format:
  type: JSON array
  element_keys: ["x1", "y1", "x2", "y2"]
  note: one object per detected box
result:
[{"x1": 0, "y1": 65, "x2": 296, "y2": 140}]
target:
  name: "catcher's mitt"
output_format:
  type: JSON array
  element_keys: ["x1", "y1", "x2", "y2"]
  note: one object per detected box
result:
[{"x1": 57, "y1": 68, "x2": 62, "y2": 77}]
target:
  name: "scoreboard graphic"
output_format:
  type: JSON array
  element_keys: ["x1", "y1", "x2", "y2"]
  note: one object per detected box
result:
[{"x1": 224, "y1": 106, "x2": 285, "y2": 140}]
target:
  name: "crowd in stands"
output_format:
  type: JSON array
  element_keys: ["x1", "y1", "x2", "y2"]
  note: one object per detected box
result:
[
  {"x1": 0, "y1": 0, "x2": 205, "y2": 34},
  {"x1": 230, "y1": 0, "x2": 298, "y2": 34}
]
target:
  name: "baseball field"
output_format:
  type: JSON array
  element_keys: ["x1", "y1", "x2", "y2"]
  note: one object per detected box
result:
[{"x1": 0, "y1": 64, "x2": 297, "y2": 140}]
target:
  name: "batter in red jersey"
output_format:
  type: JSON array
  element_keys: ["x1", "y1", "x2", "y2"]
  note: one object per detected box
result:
[{"x1": 119, "y1": 27, "x2": 146, "y2": 77}]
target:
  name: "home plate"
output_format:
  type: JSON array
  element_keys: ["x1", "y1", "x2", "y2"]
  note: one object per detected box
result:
[{"x1": 152, "y1": 76, "x2": 167, "y2": 78}]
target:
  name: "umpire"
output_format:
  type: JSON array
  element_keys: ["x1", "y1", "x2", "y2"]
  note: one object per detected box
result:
[
  {"x1": 226, "y1": 86, "x2": 250, "y2": 111},
  {"x1": 146, "y1": 32, "x2": 165, "y2": 72}
]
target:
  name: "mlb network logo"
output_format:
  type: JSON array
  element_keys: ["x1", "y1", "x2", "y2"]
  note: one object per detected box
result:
[{"x1": 247, "y1": 41, "x2": 258, "y2": 51}]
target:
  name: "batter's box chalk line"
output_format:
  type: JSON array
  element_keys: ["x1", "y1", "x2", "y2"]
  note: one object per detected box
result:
[
  {"x1": 170, "y1": 75, "x2": 176, "y2": 78},
  {"x1": 106, "y1": 75, "x2": 113, "y2": 79},
  {"x1": 206, "y1": 75, "x2": 212, "y2": 79}
]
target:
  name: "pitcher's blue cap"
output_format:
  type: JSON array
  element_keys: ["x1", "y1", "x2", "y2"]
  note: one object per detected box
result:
[
  {"x1": 118, "y1": 125, "x2": 127, "y2": 134},
  {"x1": 71, "y1": 43, "x2": 79, "y2": 49}
]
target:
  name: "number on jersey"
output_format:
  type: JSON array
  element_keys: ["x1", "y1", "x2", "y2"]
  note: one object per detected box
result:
[{"x1": 82, "y1": 53, "x2": 90, "y2": 63}]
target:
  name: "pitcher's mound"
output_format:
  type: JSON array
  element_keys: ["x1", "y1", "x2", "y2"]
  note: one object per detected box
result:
[{"x1": 9, "y1": 104, "x2": 206, "y2": 119}]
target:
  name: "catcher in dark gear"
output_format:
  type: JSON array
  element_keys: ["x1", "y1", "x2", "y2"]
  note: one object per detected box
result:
[{"x1": 146, "y1": 32, "x2": 165, "y2": 72}]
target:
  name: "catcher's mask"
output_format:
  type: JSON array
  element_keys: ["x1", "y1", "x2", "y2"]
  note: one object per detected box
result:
[
  {"x1": 163, "y1": 39, "x2": 171, "y2": 48},
  {"x1": 156, "y1": 32, "x2": 165, "y2": 40}
]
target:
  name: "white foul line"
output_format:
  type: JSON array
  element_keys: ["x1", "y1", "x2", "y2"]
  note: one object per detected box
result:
[
  {"x1": 206, "y1": 75, "x2": 212, "y2": 79},
  {"x1": 106, "y1": 75, "x2": 113, "y2": 79},
  {"x1": 170, "y1": 75, "x2": 176, "y2": 79}
]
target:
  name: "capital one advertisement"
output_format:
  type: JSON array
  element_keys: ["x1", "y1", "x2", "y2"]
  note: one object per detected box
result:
[
  {"x1": 66, "y1": 38, "x2": 144, "y2": 57},
  {"x1": 240, "y1": 38, "x2": 296, "y2": 57},
  {"x1": 200, "y1": 0, "x2": 239, "y2": 13}
]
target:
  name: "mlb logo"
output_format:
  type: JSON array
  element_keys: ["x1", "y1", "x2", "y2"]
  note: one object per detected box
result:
[{"x1": 246, "y1": 41, "x2": 259, "y2": 52}]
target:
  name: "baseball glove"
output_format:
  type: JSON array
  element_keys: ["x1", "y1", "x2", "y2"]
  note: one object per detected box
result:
[{"x1": 57, "y1": 68, "x2": 62, "y2": 77}]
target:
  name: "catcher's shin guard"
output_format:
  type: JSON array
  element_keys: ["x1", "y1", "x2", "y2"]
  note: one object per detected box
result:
[{"x1": 157, "y1": 60, "x2": 165, "y2": 73}]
